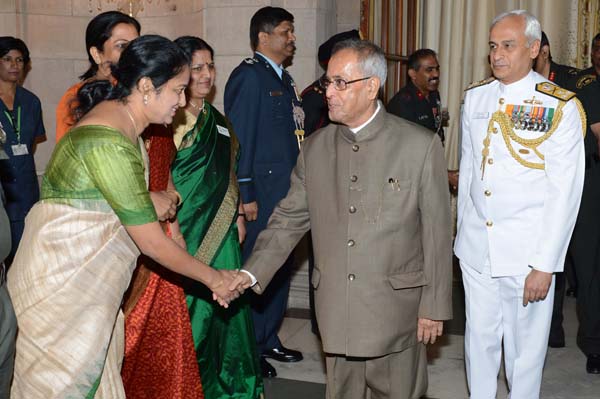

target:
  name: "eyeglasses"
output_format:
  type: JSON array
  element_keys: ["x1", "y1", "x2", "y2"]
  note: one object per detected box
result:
[{"x1": 319, "y1": 76, "x2": 371, "y2": 91}]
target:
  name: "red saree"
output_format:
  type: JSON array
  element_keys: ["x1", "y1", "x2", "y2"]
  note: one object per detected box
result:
[{"x1": 121, "y1": 124, "x2": 204, "y2": 398}]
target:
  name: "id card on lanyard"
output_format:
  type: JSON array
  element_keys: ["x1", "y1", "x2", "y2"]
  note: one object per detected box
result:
[{"x1": 3, "y1": 106, "x2": 28, "y2": 156}]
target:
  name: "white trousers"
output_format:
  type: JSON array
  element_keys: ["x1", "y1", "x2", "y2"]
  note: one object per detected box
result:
[{"x1": 460, "y1": 261, "x2": 554, "y2": 399}]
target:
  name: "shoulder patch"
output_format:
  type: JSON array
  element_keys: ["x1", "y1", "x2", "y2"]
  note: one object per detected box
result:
[
  {"x1": 244, "y1": 57, "x2": 258, "y2": 65},
  {"x1": 536, "y1": 82, "x2": 576, "y2": 101},
  {"x1": 465, "y1": 77, "x2": 496, "y2": 91},
  {"x1": 576, "y1": 74, "x2": 596, "y2": 90}
]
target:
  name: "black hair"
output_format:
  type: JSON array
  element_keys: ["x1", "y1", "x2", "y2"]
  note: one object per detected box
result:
[
  {"x1": 174, "y1": 36, "x2": 214, "y2": 60},
  {"x1": 76, "y1": 35, "x2": 190, "y2": 119},
  {"x1": 540, "y1": 31, "x2": 552, "y2": 62},
  {"x1": 249, "y1": 6, "x2": 294, "y2": 51},
  {"x1": 0, "y1": 36, "x2": 31, "y2": 64},
  {"x1": 80, "y1": 11, "x2": 141, "y2": 80},
  {"x1": 407, "y1": 48, "x2": 437, "y2": 71},
  {"x1": 593, "y1": 32, "x2": 600, "y2": 45}
]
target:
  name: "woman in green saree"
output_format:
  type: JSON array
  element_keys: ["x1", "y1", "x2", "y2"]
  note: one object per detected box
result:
[
  {"x1": 6, "y1": 35, "x2": 241, "y2": 398},
  {"x1": 171, "y1": 36, "x2": 264, "y2": 399}
]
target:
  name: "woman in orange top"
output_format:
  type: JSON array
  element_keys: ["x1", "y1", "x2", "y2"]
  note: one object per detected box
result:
[{"x1": 55, "y1": 11, "x2": 140, "y2": 141}]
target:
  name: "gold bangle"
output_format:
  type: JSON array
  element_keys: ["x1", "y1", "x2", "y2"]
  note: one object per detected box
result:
[
  {"x1": 167, "y1": 190, "x2": 182, "y2": 206},
  {"x1": 171, "y1": 234, "x2": 183, "y2": 240}
]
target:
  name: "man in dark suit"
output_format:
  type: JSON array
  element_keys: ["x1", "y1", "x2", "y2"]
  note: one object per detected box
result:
[{"x1": 224, "y1": 6, "x2": 303, "y2": 378}]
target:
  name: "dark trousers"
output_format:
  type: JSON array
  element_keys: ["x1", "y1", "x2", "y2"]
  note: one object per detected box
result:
[
  {"x1": 250, "y1": 255, "x2": 294, "y2": 353},
  {"x1": 569, "y1": 165, "x2": 600, "y2": 355},
  {"x1": 549, "y1": 271, "x2": 566, "y2": 342}
]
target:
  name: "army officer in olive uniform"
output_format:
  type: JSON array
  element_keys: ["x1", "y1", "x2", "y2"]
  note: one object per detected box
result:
[{"x1": 568, "y1": 32, "x2": 600, "y2": 374}]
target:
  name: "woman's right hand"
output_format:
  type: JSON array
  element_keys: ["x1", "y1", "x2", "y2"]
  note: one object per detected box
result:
[
  {"x1": 210, "y1": 269, "x2": 242, "y2": 308},
  {"x1": 149, "y1": 191, "x2": 177, "y2": 221}
]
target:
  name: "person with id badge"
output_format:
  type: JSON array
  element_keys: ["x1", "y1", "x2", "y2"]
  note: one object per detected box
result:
[{"x1": 0, "y1": 36, "x2": 46, "y2": 266}]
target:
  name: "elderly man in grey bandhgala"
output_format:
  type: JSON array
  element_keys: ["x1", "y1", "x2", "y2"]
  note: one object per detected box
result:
[{"x1": 232, "y1": 38, "x2": 453, "y2": 399}]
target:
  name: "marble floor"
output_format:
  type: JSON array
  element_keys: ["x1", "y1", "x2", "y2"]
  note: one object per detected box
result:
[{"x1": 265, "y1": 295, "x2": 600, "y2": 398}]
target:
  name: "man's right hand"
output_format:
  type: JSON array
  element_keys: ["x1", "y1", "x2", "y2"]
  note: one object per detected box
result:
[
  {"x1": 211, "y1": 269, "x2": 242, "y2": 308},
  {"x1": 243, "y1": 201, "x2": 258, "y2": 221},
  {"x1": 229, "y1": 271, "x2": 254, "y2": 293}
]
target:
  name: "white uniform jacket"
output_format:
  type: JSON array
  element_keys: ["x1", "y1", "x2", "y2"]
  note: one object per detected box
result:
[{"x1": 455, "y1": 70, "x2": 585, "y2": 277}]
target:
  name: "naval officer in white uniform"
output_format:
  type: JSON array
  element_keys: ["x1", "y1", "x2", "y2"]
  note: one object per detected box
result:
[{"x1": 455, "y1": 10, "x2": 586, "y2": 399}]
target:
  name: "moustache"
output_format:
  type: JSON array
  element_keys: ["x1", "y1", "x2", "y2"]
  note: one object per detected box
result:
[{"x1": 287, "y1": 42, "x2": 296, "y2": 50}]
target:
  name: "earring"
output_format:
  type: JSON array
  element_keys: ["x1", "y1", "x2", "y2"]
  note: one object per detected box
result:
[{"x1": 143, "y1": 94, "x2": 149, "y2": 105}]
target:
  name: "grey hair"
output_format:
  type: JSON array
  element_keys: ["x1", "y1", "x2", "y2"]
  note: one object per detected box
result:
[
  {"x1": 491, "y1": 10, "x2": 541, "y2": 47},
  {"x1": 331, "y1": 39, "x2": 387, "y2": 88}
]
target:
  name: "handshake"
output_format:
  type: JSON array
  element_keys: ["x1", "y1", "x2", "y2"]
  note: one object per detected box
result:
[{"x1": 210, "y1": 269, "x2": 254, "y2": 308}]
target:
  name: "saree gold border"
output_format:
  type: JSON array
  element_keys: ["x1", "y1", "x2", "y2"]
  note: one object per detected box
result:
[{"x1": 193, "y1": 123, "x2": 240, "y2": 265}]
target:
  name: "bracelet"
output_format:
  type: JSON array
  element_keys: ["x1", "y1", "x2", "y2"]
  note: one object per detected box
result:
[
  {"x1": 167, "y1": 190, "x2": 182, "y2": 206},
  {"x1": 171, "y1": 234, "x2": 183, "y2": 240}
]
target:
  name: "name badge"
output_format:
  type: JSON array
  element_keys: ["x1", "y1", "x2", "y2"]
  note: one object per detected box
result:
[
  {"x1": 269, "y1": 90, "x2": 283, "y2": 97},
  {"x1": 473, "y1": 112, "x2": 489, "y2": 119},
  {"x1": 217, "y1": 125, "x2": 230, "y2": 137},
  {"x1": 12, "y1": 144, "x2": 28, "y2": 156}
]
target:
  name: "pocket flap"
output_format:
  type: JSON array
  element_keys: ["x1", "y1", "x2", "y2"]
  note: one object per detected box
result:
[
  {"x1": 388, "y1": 270, "x2": 427, "y2": 289},
  {"x1": 311, "y1": 267, "x2": 321, "y2": 289}
]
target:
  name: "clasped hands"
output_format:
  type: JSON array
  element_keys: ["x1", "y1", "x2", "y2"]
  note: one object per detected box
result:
[{"x1": 210, "y1": 269, "x2": 254, "y2": 308}]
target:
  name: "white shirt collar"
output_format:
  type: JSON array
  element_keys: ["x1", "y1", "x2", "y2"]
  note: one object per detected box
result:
[
  {"x1": 350, "y1": 101, "x2": 382, "y2": 134},
  {"x1": 255, "y1": 51, "x2": 283, "y2": 79},
  {"x1": 498, "y1": 69, "x2": 537, "y2": 95}
]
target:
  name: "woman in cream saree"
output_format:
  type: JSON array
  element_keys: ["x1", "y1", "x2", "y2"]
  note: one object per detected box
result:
[{"x1": 6, "y1": 35, "x2": 240, "y2": 398}]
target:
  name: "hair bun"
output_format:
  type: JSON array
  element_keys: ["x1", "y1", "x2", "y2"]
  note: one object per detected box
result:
[{"x1": 75, "y1": 79, "x2": 114, "y2": 121}]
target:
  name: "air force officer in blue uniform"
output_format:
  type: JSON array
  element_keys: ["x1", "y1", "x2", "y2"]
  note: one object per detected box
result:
[{"x1": 224, "y1": 6, "x2": 303, "y2": 378}]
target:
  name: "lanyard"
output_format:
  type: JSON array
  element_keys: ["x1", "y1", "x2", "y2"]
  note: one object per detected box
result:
[{"x1": 3, "y1": 106, "x2": 21, "y2": 144}]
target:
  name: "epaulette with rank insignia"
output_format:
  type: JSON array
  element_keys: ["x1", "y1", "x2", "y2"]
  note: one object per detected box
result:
[
  {"x1": 576, "y1": 74, "x2": 596, "y2": 90},
  {"x1": 244, "y1": 57, "x2": 258, "y2": 64},
  {"x1": 465, "y1": 77, "x2": 495, "y2": 91},
  {"x1": 536, "y1": 82, "x2": 576, "y2": 101}
]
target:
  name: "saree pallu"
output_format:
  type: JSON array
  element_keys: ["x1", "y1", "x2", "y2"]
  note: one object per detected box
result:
[
  {"x1": 7, "y1": 202, "x2": 138, "y2": 398},
  {"x1": 172, "y1": 104, "x2": 264, "y2": 399},
  {"x1": 121, "y1": 126, "x2": 204, "y2": 398}
]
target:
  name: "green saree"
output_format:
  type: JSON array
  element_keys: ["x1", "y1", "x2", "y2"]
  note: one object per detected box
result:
[{"x1": 171, "y1": 103, "x2": 264, "y2": 399}]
